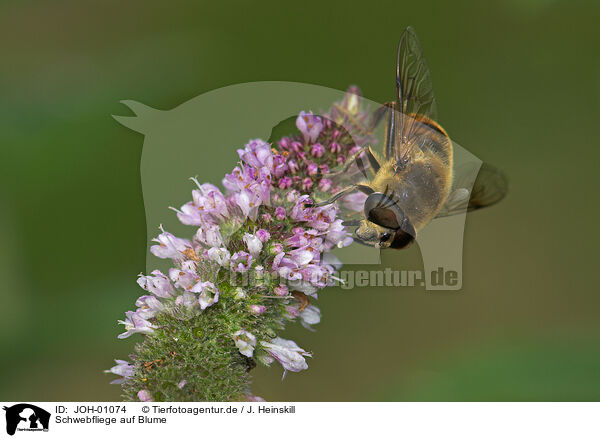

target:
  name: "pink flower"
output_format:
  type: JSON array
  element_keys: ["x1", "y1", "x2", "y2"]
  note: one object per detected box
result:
[
  {"x1": 230, "y1": 251, "x2": 253, "y2": 272},
  {"x1": 324, "y1": 219, "x2": 353, "y2": 248},
  {"x1": 190, "y1": 179, "x2": 230, "y2": 221},
  {"x1": 272, "y1": 155, "x2": 288, "y2": 177},
  {"x1": 206, "y1": 247, "x2": 231, "y2": 267},
  {"x1": 105, "y1": 360, "x2": 134, "y2": 385},
  {"x1": 301, "y1": 178, "x2": 313, "y2": 191},
  {"x1": 300, "y1": 305, "x2": 321, "y2": 331},
  {"x1": 273, "y1": 284, "x2": 289, "y2": 296},
  {"x1": 175, "y1": 291, "x2": 199, "y2": 309},
  {"x1": 274, "y1": 207, "x2": 286, "y2": 221},
  {"x1": 318, "y1": 178, "x2": 332, "y2": 191},
  {"x1": 222, "y1": 167, "x2": 245, "y2": 192},
  {"x1": 285, "y1": 305, "x2": 300, "y2": 319},
  {"x1": 118, "y1": 310, "x2": 156, "y2": 339},
  {"x1": 150, "y1": 226, "x2": 193, "y2": 260},
  {"x1": 137, "y1": 270, "x2": 174, "y2": 298},
  {"x1": 261, "y1": 213, "x2": 273, "y2": 223},
  {"x1": 170, "y1": 182, "x2": 224, "y2": 226},
  {"x1": 296, "y1": 111, "x2": 323, "y2": 143},
  {"x1": 243, "y1": 233, "x2": 263, "y2": 257},
  {"x1": 237, "y1": 139, "x2": 273, "y2": 170},
  {"x1": 135, "y1": 295, "x2": 164, "y2": 318},
  {"x1": 308, "y1": 206, "x2": 337, "y2": 231},
  {"x1": 278, "y1": 177, "x2": 292, "y2": 189},
  {"x1": 289, "y1": 141, "x2": 303, "y2": 153},
  {"x1": 269, "y1": 243, "x2": 284, "y2": 255},
  {"x1": 287, "y1": 159, "x2": 299, "y2": 173},
  {"x1": 169, "y1": 268, "x2": 199, "y2": 291},
  {"x1": 272, "y1": 253, "x2": 302, "y2": 281},
  {"x1": 224, "y1": 166, "x2": 271, "y2": 213},
  {"x1": 288, "y1": 247, "x2": 315, "y2": 266},
  {"x1": 250, "y1": 304, "x2": 266, "y2": 315},
  {"x1": 191, "y1": 281, "x2": 219, "y2": 309},
  {"x1": 233, "y1": 329, "x2": 257, "y2": 357},
  {"x1": 310, "y1": 143, "x2": 325, "y2": 157},
  {"x1": 278, "y1": 137, "x2": 290, "y2": 149},
  {"x1": 306, "y1": 162, "x2": 319, "y2": 176},
  {"x1": 290, "y1": 195, "x2": 313, "y2": 221},
  {"x1": 260, "y1": 337, "x2": 312, "y2": 377},
  {"x1": 285, "y1": 228, "x2": 320, "y2": 248},
  {"x1": 138, "y1": 390, "x2": 152, "y2": 402},
  {"x1": 172, "y1": 201, "x2": 204, "y2": 225},
  {"x1": 253, "y1": 229, "x2": 270, "y2": 244},
  {"x1": 232, "y1": 190, "x2": 262, "y2": 221}
]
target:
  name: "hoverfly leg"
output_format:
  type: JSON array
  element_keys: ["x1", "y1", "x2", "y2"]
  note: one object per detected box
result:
[
  {"x1": 366, "y1": 146, "x2": 381, "y2": 173},
  {"x1": 326, "y1": 145, "x2": 378, "y2": 179},
  {"x1": 325, "y1": 146, "x2": 365, "y2": 177},
  {"x1": 311, "y1": 184, "x2": 374, "y2": 208},
  {"x1": 311, "y1": 185, "x2": 358, "y2": 208},
  {"x1": 291, "y1": 291, "x2": 310, "y2": 311},
  {"x1": 367, "y1": 103, "x2": 390, "y2": 135}
]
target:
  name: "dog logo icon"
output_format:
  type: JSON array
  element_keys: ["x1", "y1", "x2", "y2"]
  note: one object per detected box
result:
[{"x1": 3, "y1": 404, "x2": 50, "y2": 436}]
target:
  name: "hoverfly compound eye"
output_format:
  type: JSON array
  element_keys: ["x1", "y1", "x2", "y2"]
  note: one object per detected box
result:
[{"x1": 364, "y1": 193, "x2": 405, "y2": 230}]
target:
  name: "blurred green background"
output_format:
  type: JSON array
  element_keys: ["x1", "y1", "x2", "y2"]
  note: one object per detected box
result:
[{"x1": 1, "y1": 0, "x2": 599, "y2": 401}]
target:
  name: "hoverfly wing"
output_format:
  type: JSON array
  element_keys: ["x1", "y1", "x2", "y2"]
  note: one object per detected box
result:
[
  {"x1": 466, "y1": 162, "x2": 508, "y2": 211},
  {"x1": 368, "y1": 101, "x2": 391, "y2": 133},
  {"x1": 387, "y1": 27, "x2": 439, "y2": 165},
  {"x1": 435, "y1": 188, "x2": 470, "y2": 217},
  {"x1": 435, "y1": 162, "x2": 508, "y2": 218}
]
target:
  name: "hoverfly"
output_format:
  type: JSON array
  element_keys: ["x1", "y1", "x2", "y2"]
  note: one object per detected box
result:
[{"x1": 316, "y1": 26, "x2": 507, "y2": 249}]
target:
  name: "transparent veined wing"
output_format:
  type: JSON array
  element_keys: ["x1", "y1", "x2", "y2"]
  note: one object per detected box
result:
[
  {"x1": 384, "y1": 27, "x2": 439, "y2": 165},
  {"x1": 436, "y1": 162, "x2": 508, "y2": 218}
]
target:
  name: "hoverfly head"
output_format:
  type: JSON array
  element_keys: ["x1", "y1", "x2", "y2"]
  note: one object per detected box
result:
[{"x1": 358, "y1": 192, "x2": 416, "y2": 249}]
